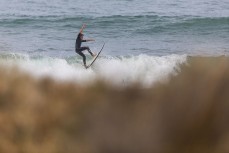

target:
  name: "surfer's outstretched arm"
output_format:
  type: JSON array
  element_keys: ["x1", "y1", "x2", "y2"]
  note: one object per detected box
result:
[
  {"x1": 79, "y1": 24, "x2": 86, "y2": 34},
  {"x1": 84, "y1": 39, "x2": 95, "y2": 42}
]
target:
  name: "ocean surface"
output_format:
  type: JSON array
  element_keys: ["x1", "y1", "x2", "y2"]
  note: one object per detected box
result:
[{"x1": 0, "y1": 0, "x2": 229, "y2": 86}]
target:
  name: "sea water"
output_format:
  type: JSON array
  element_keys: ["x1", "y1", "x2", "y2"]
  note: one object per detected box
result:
[{"x1": 0, "y1": 0, "x2": 228, "y2": 86}]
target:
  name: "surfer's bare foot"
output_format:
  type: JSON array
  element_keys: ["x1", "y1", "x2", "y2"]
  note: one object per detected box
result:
[{"x1": 93, "y1": 53, "x2": 97, "y2": 57}]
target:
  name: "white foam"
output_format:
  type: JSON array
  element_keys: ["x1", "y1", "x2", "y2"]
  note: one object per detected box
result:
[
  {"x1": 93, "y1": 54, "x2": 187, "y2": 87},
  {"x1": 0, "y1": 54, "x2": 187, "y2": 87},
  {"x1": 18, "y1": 57, "x2": 97, "y2": 85}
]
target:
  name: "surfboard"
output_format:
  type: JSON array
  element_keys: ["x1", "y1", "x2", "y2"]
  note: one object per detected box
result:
[{"x1": 86, "y1": 43, "x2": 105, "y2": 69}]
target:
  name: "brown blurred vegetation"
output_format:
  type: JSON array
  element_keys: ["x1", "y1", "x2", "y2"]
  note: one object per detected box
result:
[{"x1": 0, "y1": 56, "x2": 229, "y2": 153}]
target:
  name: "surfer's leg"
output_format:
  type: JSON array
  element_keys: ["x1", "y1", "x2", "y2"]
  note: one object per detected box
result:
[
  {"x1": 88, "y1": 48, "x2": 94, "y2": 56},
  {"x1": 85, "y1": 46, "x2": 94, "y2": 56},
  {"x1": 76, "y1": 50, "x2": 87, "y2": 66},
  {"x1": 78, "y1": 46, "x2": 94, "y2": 57}
]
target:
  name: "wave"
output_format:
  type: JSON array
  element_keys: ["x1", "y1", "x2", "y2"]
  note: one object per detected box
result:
[
  {"x1": 2, "y1": 14, "x2": 228, "y2": 34},
  {"x1": 165, "y1": 17, "x2": 229, "y2": 32},
  {"x1": 0, "y1": 16, "x2": 91, "y2": 28},
  {"x1": 0, "y1": 53, "x2": 187, "y2": 87},
  {"x1": 134, "y1": 16, "x2": 229, "y2": 34}
]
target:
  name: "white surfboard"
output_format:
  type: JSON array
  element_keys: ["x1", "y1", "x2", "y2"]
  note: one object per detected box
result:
[{"x1": 86, "y1": 43, "x2": 105, "y2": 69}]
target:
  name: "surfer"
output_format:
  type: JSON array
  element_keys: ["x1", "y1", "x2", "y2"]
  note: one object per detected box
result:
[{"x1": 75, "y1": 24, "x2": 96, "y2": 68}]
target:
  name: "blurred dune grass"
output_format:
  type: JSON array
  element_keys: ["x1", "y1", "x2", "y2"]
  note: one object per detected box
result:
[{"x1": 0, "y1": 56, "x2": 229, "y2": 153}]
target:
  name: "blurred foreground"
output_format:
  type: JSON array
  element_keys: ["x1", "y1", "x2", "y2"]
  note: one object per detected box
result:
[{"x1": 0, "y1": 56, "x2": 229, "y2": 153}]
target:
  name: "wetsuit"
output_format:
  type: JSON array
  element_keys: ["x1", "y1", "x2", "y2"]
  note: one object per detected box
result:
[{"x1": 75, "y1": 33, "x2": 93, "y2": 66}]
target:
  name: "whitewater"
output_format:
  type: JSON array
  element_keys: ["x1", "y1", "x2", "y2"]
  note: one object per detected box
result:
[{"x1": 0, "y1": 53, "x2": 187, "y2": 87}]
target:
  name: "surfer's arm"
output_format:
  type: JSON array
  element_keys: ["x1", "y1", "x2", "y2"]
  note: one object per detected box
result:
[
  {"x1": 84, "y1": 39, "x2": 95, "y2": 42},
  {"x1": 79, "y1": 24, "x2": 86, "y2": 34}
]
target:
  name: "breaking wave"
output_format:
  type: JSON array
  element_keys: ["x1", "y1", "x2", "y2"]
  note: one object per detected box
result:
[{"x1": 0, "y1": 53, "x2": 187, "y2": 87}]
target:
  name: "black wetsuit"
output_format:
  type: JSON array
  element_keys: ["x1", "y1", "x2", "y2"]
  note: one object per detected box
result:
[{"x1": 75, "y1": 34, "x2": 93, "y2": 66}]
